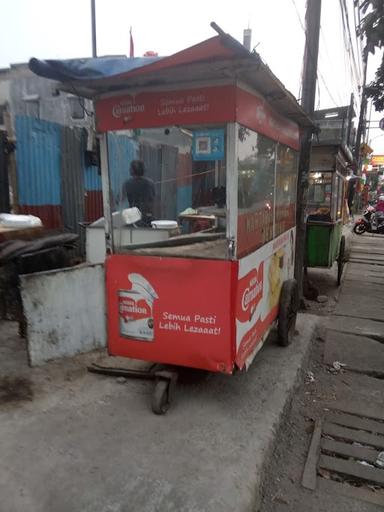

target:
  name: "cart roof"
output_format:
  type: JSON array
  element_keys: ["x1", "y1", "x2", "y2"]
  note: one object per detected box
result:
[{"x1": 29, "y1": 31, "x2": 313, "y2": 128}]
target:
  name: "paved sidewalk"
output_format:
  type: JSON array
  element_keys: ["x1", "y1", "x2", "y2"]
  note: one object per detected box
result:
[
  {"x1": 261, "y1": 232, "x2": 384, "y2": 511},
  {"x1": 0, "y1": 315, "x2": 317, "y2": 512}
]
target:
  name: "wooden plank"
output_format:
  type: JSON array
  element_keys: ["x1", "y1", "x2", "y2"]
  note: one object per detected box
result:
[
  {"x1": 323, "y1": 422, "x2": 384, "y2": 450},
  {"x1": 326, "y1": 411, "x2": 384, "y2": 436},
  {"x1": 318, "y1": 478, "x2": 384, "y2": 507},
  {"x1": 319, "y1": 454, "x2": 384, "y2": 486},
  {"x1": 302, "y1": 420, "x2": 322, "y2": 490},
  {"x1": 321, "y1": 438, "x2": 379, "y2": 464},
  {"x1": 327, "y1": 401, "x2": 384, "y2": 422}
]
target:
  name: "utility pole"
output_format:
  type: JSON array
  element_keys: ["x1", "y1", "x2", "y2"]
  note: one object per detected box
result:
[
  {"x1": 354, "y1": 57, "x2": 368, "y2": 164},
  {"x1": 91, "y1": 0, "x2": 97, "y2": 58},
  {"x1": 294, "y1": 0, "x2": 322, "y2": 297}
]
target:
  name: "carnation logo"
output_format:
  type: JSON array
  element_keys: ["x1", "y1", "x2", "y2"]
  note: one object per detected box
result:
[
  {"x1": 237, "y1": 263, "x2": 264, "y2": 323},
  {"x1": 112, "y1": 98, "x2": 145, "y2": 118},
  {"x1": 242, "y1": 278, "x2": 263, "y2": 312}
]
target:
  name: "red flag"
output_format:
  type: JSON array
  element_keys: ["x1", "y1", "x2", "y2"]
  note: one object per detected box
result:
[{"x1": 130, "y1": 27, "x2": 134, "y2": 58}]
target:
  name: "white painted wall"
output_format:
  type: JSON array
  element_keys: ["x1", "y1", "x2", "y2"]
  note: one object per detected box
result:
[{"x1": 20, "y1": 264, "x2": 106, "y2": 366}]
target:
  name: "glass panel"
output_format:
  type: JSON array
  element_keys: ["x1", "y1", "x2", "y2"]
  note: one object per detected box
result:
[
  {"x1": 306, "y1": 171, "x2": 333, "y2": 221},
  {"x1": 275, "y1": 144, "x2": 298, "y2": 237},
  {"x1": 101, "y1": 126, "x2": 228, "y2": 259},
  {"x1": 237, "y1": 127, "x2": 275, "y2": 256}
]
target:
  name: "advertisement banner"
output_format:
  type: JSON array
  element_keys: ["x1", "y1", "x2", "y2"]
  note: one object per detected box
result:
[
  {"x1": 235, "y1": 228, "x2": 296, "y2": 369},
  {"x1": 106, "y1": 255, "x2": 235, "y2": 373},
  {"x1": 236, "y1": 87, "x2": 300, "y2": 151},
  {"x1": 95, "y1": 85, "x2": 236, "y2": 132},
  {"x1": 237, "y1": 205, "x2": 274, "y2": 258},
  {"x1": 371, "y1": 155, "x2": 384, "y2": 167}
]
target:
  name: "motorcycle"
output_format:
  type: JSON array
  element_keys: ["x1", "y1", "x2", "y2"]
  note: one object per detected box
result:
[{"x1": 353, "y1": 205, "x2": 384, "y2": 234}]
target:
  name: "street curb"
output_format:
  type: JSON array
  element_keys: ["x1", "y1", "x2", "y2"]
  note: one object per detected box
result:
[{"x1": 252, "y1": 314, "x2": 319, "y2": 511}]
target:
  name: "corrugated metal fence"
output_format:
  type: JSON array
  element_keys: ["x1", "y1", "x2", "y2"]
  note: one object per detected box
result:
[
  {"x1": 16, "y1": 116, "x2": 62, "y2": 228},
  {"x1": 0, "y1": 131, "x2": 10, "y2": 213},
  {"x1": 15, "y1": 117, "x2": 136, "y2": 254},
  {"x1": 15, "y1": 116, "x2": 193, "y2": 255}
]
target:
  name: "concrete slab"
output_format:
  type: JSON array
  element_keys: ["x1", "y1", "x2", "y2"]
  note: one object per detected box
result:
[
  {"x1": 323, "y1": 354, "x2": 384, "y2": 406},
  {"x1": 20, "y1": 264, "x2": 106, "y2": 366},
  {"x1": 343, "y1": 263, "x2": 384, "y2": 285},
  {"x1": 348, "y1": 257, "x2": 384, "y2": 265},
  {"x1": 324, "y1": 331, "x2": 384, "y2": 375},
  {"x1": 325, "y1": 315, "x2": 384, "y2": 339},
  {"x1": 335, "y1": 278, "x2": 384, "y2": 320},
  {"x1": 0, "y1": 315, "x2": 317, "y2": 512}
]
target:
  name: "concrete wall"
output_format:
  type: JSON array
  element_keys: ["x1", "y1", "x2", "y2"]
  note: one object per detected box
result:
[
  {"x1": 10, "y1": 73, "x2": 93, "y2": 128},
  {"x1": 20, "y1": 264, "x2": 106, "y2": 366},
  {"x1": 0, "y1": 64, "x2": 93, "y2": 129}
]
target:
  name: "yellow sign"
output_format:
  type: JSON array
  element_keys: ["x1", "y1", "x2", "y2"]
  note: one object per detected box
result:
[{"x1": 371, "y1": 155, "x2": 384, "y2": 167}]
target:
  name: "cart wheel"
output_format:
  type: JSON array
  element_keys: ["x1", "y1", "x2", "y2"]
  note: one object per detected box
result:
[
  {"x1": 277, "y1": 279, "x2": 298, "y2": 347},
  {"x1": 337, "y1": 236, "x2": 346, "y2": 286},
  {"x1": 152, "y1": 379, "x2": 170, "y2": 415}
]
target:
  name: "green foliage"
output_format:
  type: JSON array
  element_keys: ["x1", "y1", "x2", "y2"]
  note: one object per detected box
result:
[
  {"x1": 366, "y1": 62, "x2": 384, "y2": 111},
  {"x1": 359, "y1": 0, "x2": 384, "y2": 111}
]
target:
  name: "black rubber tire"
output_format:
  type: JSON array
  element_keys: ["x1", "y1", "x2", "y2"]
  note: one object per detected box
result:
[
  {"x1": 151, "y1": 379, "x2": 170, "y2": 415},
  {"x1": 277, "y1": 279, "x2": 298, "y2": 347},
  {"x1": 337, "y1": 235, "x2": 346, "y2": 286},
  {"x1": 353, "y1": 223, "x2": 366, "y2": 235}
]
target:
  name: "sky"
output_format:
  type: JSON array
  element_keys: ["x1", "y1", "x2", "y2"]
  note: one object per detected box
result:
[{"x1": 0, "y1": 0, "x2": 383, "y2": 154}]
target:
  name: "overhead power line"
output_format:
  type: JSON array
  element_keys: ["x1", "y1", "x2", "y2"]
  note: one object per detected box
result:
[
  {"x1": 289, "y1": 0, "x2": 340, "y2": 108},
  {"x1": 339, "y1": 0, "x2": 362, "y2": 90}
]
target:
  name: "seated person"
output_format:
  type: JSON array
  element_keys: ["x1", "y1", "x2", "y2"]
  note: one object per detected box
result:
[{"x1": 122, "y1": 160, "x2": 155, "y2": 226}]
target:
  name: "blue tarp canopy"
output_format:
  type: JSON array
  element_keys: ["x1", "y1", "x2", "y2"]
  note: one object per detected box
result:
[
  {"x1": 28, "y1": 34, "x2": 314, "y2": 128},
  {"x1": 29, "y1": 55, "x2": 163, "y2": 83}
]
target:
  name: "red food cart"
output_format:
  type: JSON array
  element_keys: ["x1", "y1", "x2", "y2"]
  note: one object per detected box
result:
[{"x1": 31, "y1": 29, "x2": 313, "y2": 413}]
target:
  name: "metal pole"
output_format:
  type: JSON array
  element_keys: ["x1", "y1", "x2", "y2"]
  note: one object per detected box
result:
[
  {"x1": 100, "y1": 133, "x2": 114, "y2": 254},
  {"x1": 354, "y1": 57, "x2": 368, "y2": 163},
  {"x1": 91, "y1": 0, "x2": 97, "y2": 58},
  {"x1": 294, "y1": 0, "x2": 322, "y2": 297}
]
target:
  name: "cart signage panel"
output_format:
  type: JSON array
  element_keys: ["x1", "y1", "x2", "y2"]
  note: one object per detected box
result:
[
  {"x1": 192, "y1": 129, "x2": 225, "y2": 161},
  {"x1": 106, "y1": 254, "x2": 235, "y2": 373},
  {"x1": 237, "y1": 206, "x2": 274, "y2": 258},
  {"x1": 95, "y1": 85, "x2": 236, "y2": 132},
  {"x1": 236, "y1": 87, "x2": 300, "y2": 150},
  {"x1": 235, "y1": 228, "x2": 296, "y2": 369}
]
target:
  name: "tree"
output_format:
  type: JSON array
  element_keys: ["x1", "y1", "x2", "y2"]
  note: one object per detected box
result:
[{"x1": 359, "y1": 0, "x2": 384, "y2": 111}]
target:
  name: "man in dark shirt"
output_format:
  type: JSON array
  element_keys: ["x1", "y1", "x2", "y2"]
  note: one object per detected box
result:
[{"x1": 122, "y1": 160, "x2": 155, "y2": 223}]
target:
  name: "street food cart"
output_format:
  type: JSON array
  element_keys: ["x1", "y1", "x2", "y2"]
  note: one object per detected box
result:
[
  {"x1": 31, "y1": 30, "x2": 313, "y2": 413},
  {"x1": 305, "y1": 169, "x2": 347, "y2": 285}
]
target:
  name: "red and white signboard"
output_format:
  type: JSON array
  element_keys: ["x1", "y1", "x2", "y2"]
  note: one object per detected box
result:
[
  {"x1": 235, "y1": 228, "x2": 296, "y2": 369},
  {"x1": 106, "y1": 255, "x2": 235, "y2": 373},
  {"x1": 237, "y1": 203, "x2": 296, "y2": 258},
  {"x1": 236, "y1": 87, "x2": 300, "y2": 150},
  {"x1": 106, "y1": 228, "x2": 295, "y2": 374},
  {"x1": 95, "y1": 85, "x2": 236, "y2": 132},
  {"x1": 96, "y1": 85, "x2": 300, "y2": 151}
]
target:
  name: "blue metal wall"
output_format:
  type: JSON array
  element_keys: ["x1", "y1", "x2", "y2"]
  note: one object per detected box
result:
[
  {"x1": 107, "y1": 132, "x2": 139, "y2": 210},
  {"x1": 15, "y1": 116, "x2": 62, "y2": 206}
]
